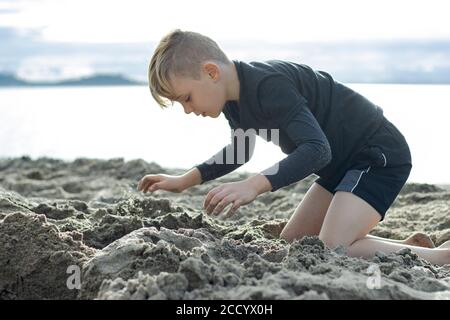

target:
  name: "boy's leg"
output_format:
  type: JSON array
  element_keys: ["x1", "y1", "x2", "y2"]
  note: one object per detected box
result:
[
  {"x1": 280, "y1": 182, "x2": 333, "y2": 243},
  {"x1": 280, "y1": 183, "x2": 435, "y2": 247},
  {"x1": 348, "y1": 237, "x2": 450, "y2": 265},
  {"x1": 439, "y1": 240, "x2": 450, "y2": 248},
  {"x1": 366, "y1": 233, "x2": 435, "y2": 248},
  {"x1": 319, "y1": 191, "x2": 381, "y2": 248},
  {"x1": 319, "y1": 191, "x2": 450, "y2": 265}
]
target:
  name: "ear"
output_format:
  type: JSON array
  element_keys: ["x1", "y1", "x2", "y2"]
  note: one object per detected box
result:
[{"x1": 202, "y1": 62, "x2": 220, "y2": 81}]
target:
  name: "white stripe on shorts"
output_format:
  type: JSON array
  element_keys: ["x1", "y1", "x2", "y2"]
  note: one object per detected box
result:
[
  {"x1": 381, "y1": 152, "x2": 387, "y2": 167},
  {"x1": 350, "y1": 166, "x2": 371, "y2": 193}
]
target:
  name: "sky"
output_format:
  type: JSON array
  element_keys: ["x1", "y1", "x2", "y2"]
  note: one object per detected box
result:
[
  {"x1": 1, "y1": 0, "x2": 450, "y2": 82},
  {"x1": 2, "y1": 0, "x2": 450, "y2": 43}
]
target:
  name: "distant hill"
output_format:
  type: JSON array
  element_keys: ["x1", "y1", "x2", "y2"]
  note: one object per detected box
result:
[
  {"x1": 2, "y1": 71, "x2": 450, "y2": 87},
  {"x1": 0, "y1": 73, "x2": 145, "y2": 87}
]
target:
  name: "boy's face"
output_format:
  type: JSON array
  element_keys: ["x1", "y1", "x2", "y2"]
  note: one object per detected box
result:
[{"x1": 169, "y1": 62, "x2": 227, "y2": 118}]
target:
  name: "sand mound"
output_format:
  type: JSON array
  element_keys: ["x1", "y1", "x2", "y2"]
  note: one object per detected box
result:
[
  {"x1": 94, "y1": 235, "x2": 449, "y2": 300},
  {"x1": 0, "y1": 210, "x2": 95, "y2": 299},
  {"x1": 0, "y1": 157, "x2": 449, "y2": 299}
]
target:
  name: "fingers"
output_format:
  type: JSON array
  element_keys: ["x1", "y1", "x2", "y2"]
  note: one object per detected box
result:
[
  {"x1": 203, "y1": 186, "x2": 223, "y2": 211},
  {"x1": 151, "y1": 183, "x2": 161, "y2": 192},
  {"x1": 224, "y1": 201, "x2": 240, "y2": 219},
  {"x1": 145, "y1": 183, "x2": 159, "y2": 193},
  {"x1": 206, "y1": 196, "x2": 240, "y2": 219},
  {"x1": 205, "y1": 193, "x2": 237, "y2": 217},
  {"x1": 138, "y1": 176, "x2": 150, "y2": 191},
  {"x1": 137, "y1": 177, "x2": 145, "y2": 191},
  {"x1": 211, "y1": 196, "x2": 234, "y2": 216},
  {"x1": 205, "y1": 191, "x2": 227, "y2": 215},
  {"x1": 142, "y1": 179, "x2": 152, "y2": 193},
  {"x1": 138, "y1": 176, "x2": 159, "y2": 193}
]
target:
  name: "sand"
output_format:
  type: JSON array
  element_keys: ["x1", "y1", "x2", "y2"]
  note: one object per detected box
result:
[{"x1": 0, "y1": 156, "x2": 449, "y2": 300}]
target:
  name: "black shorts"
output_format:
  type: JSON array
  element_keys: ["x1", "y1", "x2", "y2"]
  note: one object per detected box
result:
[{"x1": 315, "y1": 117, "x2": 412, "y2": 221}]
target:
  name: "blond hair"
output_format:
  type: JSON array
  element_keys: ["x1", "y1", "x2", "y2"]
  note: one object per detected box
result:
[{"x1": 148, "y1": 29, "x2": 230, "y2": 108}]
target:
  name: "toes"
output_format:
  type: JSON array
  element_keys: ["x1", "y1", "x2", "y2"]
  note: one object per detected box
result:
[
  {"x1": 438, "y1": 240, "x2": 450, "y2": 248},
  {"x1": 408, "y1": 232, "x2": 435, "y2": 248}
]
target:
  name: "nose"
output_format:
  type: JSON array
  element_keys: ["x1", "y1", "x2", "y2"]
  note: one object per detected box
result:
[
  {"x1": 183, "y1": 105, "x2": 198, "y2": 115},
  {"x1": 182, "y1": 104, "x2": 192, "y2": 114}
]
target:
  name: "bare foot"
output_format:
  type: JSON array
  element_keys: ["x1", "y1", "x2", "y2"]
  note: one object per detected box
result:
[
  {"x1": 403, "y1": 232, "x2": 435, "y2": 248},
  {"x1": 438, "y1": 240, "x2": 450, "y2": 248}
]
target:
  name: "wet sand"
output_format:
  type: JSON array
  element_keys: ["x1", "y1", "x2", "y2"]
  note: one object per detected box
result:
[{"x1": 0, "y1": 156, "x2": 449, "y2": 299}]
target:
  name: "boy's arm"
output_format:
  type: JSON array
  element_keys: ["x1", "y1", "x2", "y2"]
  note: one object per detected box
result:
[
  {"x1": 245, "y1": 172, "x2": 273, "y2": 195},
  {"x1": 258, "y1": 76, "x2": 332, "y2": 192},
  {"x1": 178, "y1": 164, "x2": 267, "y2": 192},
  {"x1": 178, "y1": 166, "x2": 203, "y2": 190}
]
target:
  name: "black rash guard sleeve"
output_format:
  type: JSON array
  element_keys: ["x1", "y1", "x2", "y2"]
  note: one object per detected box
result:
[
  {"x1": 194, "y1": 117, "x2": 256, "y2": 184},
  {"x1": 258, "y1": 76, "x2": 332, "y2": 191}
]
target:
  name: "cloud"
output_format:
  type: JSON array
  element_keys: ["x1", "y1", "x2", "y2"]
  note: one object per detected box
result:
[
  {"x1": 1, "y1": 0, "x2": 450, "y2": 43},
  {"x1": 2, "y1": 0, "x2": 449, "y2": 83},
  {"x1": 0, "y1": 26, "x2": 152, "y2": 79},
  {"x1": 16, "y1": 56, "x2": 95, "y2": 81},
  {"x1": 1, "y1": 23, "x2": 450, "y2": 83}
]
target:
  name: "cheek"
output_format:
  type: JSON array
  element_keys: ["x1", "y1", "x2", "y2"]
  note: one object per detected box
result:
[
  {"x1": 210, "y1": 86, "x2": 226, "y2": 106},
  {"x1": 198, "y1": 83, "x2": 226, "y2": 110},
  {"x1": 200, "y1": 88, "x2": 219, "y2": 107}
]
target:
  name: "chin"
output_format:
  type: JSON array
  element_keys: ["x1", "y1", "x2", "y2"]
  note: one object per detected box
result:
[{"x1": 211, "y1": 111, "x2": 220, "y2": 118}]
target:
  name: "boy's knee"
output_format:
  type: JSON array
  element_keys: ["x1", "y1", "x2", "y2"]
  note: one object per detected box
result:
[
  {"x1": 319, "y1": 233, "x2": 352, "y2": 249},
  {"x1": 279, "y1": 230, "x2": 294, "y2": 243},
  {"x1": 318, "y1": 234, "x2": 336, "y2": 248}
]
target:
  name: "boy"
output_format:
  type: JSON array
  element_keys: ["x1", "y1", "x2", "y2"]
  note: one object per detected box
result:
[{"x1": 138, "y1": 29, "x2": 450, "y2": 265}]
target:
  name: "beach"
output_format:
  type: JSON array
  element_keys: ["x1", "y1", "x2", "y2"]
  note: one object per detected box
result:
[{"x1": 0, "y1": 156, "x2": 449, "y2": 299}]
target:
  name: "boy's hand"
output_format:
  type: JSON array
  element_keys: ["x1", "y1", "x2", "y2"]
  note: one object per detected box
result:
[
  {"x1": 137, "y1": 174, "x2": 186, "y2": 193},
  {"x1": 203, "y1": 180, "x2": 259, "y2": 218}
]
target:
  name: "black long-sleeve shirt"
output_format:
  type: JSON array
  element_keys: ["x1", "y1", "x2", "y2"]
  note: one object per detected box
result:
[{"x1": 195, "y1": 59, "x2": 384, "y2": 192}]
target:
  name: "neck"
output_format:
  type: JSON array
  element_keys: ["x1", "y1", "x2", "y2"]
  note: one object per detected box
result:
[{"x1": 225, "y1": 61, "x2": 240, "y2": 102}]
